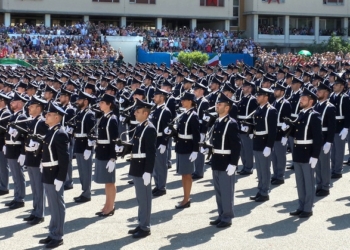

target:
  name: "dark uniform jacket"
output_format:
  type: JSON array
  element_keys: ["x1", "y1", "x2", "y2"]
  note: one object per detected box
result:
[
  {"x1": 314, "y1": 100, "x2": 336, "y2": 144},
  {"x1": 272, "y1": 97, "x2": 292, "y2": 141},
  {"x1": 73, "y1": 107, "x2": 96, "y2": 154},
  {"x1": 329, "y1": 92, "x2": 350, "y2": 133},
  {"x1": 144, "y1": 85, "x2": 155, "y2": 103},
  {"x1": 207, "y1": 90, "x2": 220, "y2": 108},
  {"x1": 165, "y1": 95, "x2": 177, "y2": 120},
  {"x1": 149, "y1": 104, "x2": 172, "y2": 147},
  {"x1": 237, "y1": 94, "x2": 258, "y2": 133},
  {"x1": 195, "y1": 96, "x2": 210, "y2": 134},
  {"x1": 5, "y1": 110, "x2": 27, "y2": 159},
  {"x1": 0, "y1": 107, "x2": 11, "y2": 149}
]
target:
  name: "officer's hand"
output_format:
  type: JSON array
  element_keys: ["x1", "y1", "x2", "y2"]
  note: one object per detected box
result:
[
  {"x1": 202, "y1": 114, "x2": 210, "y2": 122},
  {"x1": 158, "y1": 144, "x2": 166, "y2": 154},
  {"x1": 249, "y1": 134, "x2": 253, "y2": 139},
  {"x1": 323, "y1": 142, "x2": 331, "y2": 154},
  {"x1": 189, "y1": 151, "x2": 198, "y2": 162},
  {"x1": 309, "y1": 157, "x2": 318, "y2": 169},
  {"x1": 281, "y1": 123, "x2": 289, "y2": 131},
  {"x1": 83, "y1": 150, "x2": 91, "y2": 160},
  {"x1": 9, "y1": 127, "x2": 18, "y2": 137},
  {"x1": 17, "y1": 154, "x2": 25, "y2": 166},
  {"x1": 263, "y1": 147, "x2": 271, "y2": 157},
  {"x1": 119, "y1": 115, "x2": 126, "y2": 122},
  {"x1": 2, "y1": 145, "x2": 6, "y2": 155},
  {"x1": 65, "y1": 126, "x2": 73, "y2": 134},
  {"x1": 142, "y1": 172, "x2": 151, "y2": 186},
  {"x1": 164, "y1": 127, "x2": 171, "y2": 135},
  {"x1": 339, "y1": 128, "x2": 348, "y2": 140},
  {"x1": 88, "y1": 139, "x2": 96, "y2": 147},
  {"x1": 200, "y1": 147, "x2": 209, "y2": 155},
  {"x1": 39, "y1": 163, "x2": 43, "y2": 173},
  {"x1": 226, "y1": 164, "x2": 237, "y2": 176},
  {"x1": 54, "y1": 179, "x2": 63, "y2": 192},
  {"x1": 106, "y1": 159, "x2": 115, "y2": 173},
  {"x1": 200, "y1": 133, "x2": 205, "y2": 143},
  {"x1": 115, "y1": 145, "x2": 124, "y2": 153},
  {"x1": 281, "y1": 137, "x2": 288, "y2": 146},
  {"x1": 240, "y1": 124, "x2": 248, "y2": 132}
]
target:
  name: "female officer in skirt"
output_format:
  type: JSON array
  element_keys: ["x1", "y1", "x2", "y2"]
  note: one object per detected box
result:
[
  {"x1": 165, "y1": 92, "x2": 200, "y2": 209},
  {"x1": 94, "y1": 94, "x2": 119, "y2": 216}
]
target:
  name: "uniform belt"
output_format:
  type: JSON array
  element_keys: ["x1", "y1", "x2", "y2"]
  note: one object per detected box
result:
[
  {"x1": 322, "y1": 127, "x2": 328, "y2": 131},
  {"x1": 131, "y1": 153, "x2": 146, "y2": 159},
  {"x1": 5, "y1": 140, "x2": 21, "y2": 145},
  {"x1": 336, "y1": 116, "x2": 344, "y2": 120},
  {"x1": 130, "y1": 120, "x2": 139, "y2": 125},
  {"x1": 294, "y1": 139, "x2": 313, "y2": 145},
  {"x1": 97, "y1": 140, "x2": 110, "y2": 144},
  {"x1": 290, "y1": 113, "x2": 298, "y2": 118},
  {"x1": 25, "y1": 146, "x2": 36, "y2": 152},
  {"x1": 42, "y1": 161, "x2": 59, "y2": 167},
  {"x1": 237, "y1": 115, "x2": 248, "y2": 119},
  {"x1": 74, "y1": 133, "x2": 87, "y2": 138},
  {"x1": 178, "y1": 134, "x2": 193, "y2": 139},
  {"x1": 254, "y1": 131, "x2": 268, "y2": 135},
  {"x1": 199, "y1": 120, "x2": 203, "y2": 124},
  {"x1": 212, "y1": 149, "x2": 231, "y2": 154},
  {"x1": 277, "y1": 122, "x2": 283, "y2": 127},
  {"x1": 157, "y1": 132, "x2": 163, "y2": 137}
]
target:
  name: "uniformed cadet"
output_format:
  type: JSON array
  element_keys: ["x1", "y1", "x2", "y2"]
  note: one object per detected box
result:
[
  {"x1": 164, "y1": 92, "x2": 200, "y2": 209},
  {"x1": 72, "y1": 91, "x2": 96, "y2": 203},
  {"x1": 288, "y1": 88, "x2": 322, "y2": 218},
  {"x1": 38, "y1": 102, "x2": 69, "y2": 248},
  {"x1": 22, "y1": 95, "x2": 48, "y2": 225},
  {"x1": 4, "y1": 92, "x2": 29, "y2": 210},
  {"x1": 329, "y1": 77, "x2": 350, "y2": 178},
  {"x1": 94, "y1": 94, "x2": 119, "y2": 216},
  {"x1": 0, "y1": 93, "x2": 11, "y2": 196},
  {"x1": 221, "y1": 83, "x2": 238, "y2": 120},
  {"x1": 271, "y1": 83, "x2": 292, "y2": 185},
  {"x1": 233, "y1": 74, "x2": 245, "y2": 102},
  {"x1": 206, "y1": 77, "x2": 221, "y2": 107},
  {"x1": 204, "y1": 93, "x2": 241, "y2": 228},
  {"x1": 117, "y1": 98, "x2": 156, "y2": 239},
  {"x1": 149, "y1": 88, "x2": 172, "y2": 196},
  {"x1": 143, "y1": 73, "x2": 155, "y2": 103},
  {"x1": 314, "y1": 82, "x2": 336, "y2": 196},
  {"x1": 237, "y1": 80, "x2": 258, "y2": 175},
  {"x1": 250, "y1": 87, "x2": 277, "y2": 202}
]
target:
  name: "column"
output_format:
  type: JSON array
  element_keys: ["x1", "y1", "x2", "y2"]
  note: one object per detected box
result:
[
  {"x1": 342, "y1": 17, "x2": 348, "y2": 39},
  {"x1": 314, "y1": 16, "x2": 320, "y2": 44},
  {"x1": 156, "y1": 17, "x2": 162, "y2": 30},
  {"x1": 4, "y1": 13, "x2": 10, "y2": 27},
  {"x1": 83, "y1": 15, "x2": 89, "y2": 22},
  {"x1": 253, "y1": 14, "x2": 258, "y2": 41},
  {"x1": 225, "y1": 20, "x2": 230, "y2": 31},
  {"x1": 284, "y1": 15, "x2": 290, "y2": 44},
  {"x1": 120, "y1": 16, "x2": 127, "y2": 28},
  {"x1": 190, "y1": 18, "x2": 197, "y2": 30},
  {"x1": 45, "y1": 14, "x2": 51, "y2": 27}
]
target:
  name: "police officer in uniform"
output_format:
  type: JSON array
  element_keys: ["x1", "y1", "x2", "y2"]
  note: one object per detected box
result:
[{"x1": 38, "y1": 102, "x2": 69, "y2": 248}]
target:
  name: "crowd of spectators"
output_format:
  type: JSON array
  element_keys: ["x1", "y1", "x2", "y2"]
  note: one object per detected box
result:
[{"x1": 258, "y1": 24, "x2": 344, "y2": 36}]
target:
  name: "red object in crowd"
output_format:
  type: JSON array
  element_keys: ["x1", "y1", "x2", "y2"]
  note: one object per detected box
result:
[
  {"x1": 0, "y1": 48, "x2": 8, "y2": 58},
  {"x1": 207, "y1": 0, "x2": 218, "y2": 6},
  {"x1": 268, "y1": 0, "x2": 280, "y2": 3}
]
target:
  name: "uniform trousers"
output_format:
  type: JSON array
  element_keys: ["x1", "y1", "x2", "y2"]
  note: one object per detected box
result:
[
  {"x1": 271, "y1": 141, "x2": 287, "y2": 180},
  {"x1": 76, "y1": 153, "x2": 92, "y2": 199},
  {"x1": 331, "y1": 133, "x2": 346, "y2": 175},
  {"x1": 0, "y1": 150, "x2": 9, "y2": 191},
  {"x1": 253, "y1": 151, "x2": 271, "y2": 196},
  {"x1": 316, "y1": 148, "x2": 331, "y2": 191},
  {"x1": 132, "y1": 176, "x2": 151, "y2": 231},
  {"x1": 153, "y1": 147, "x2": 168, "y2": 191},
  {"x1": 240, "y1": 134, "x2": 254, "y2": 171},
  {"x1": 64, "y1": 138, "x2": 75, "y2": 188},
  {"x1": 44, "y1": 183, "x2": 65, "y2": 240},
  {"x1": 27, "y1": 166, "x2": 45, "y2": 218},
  {"x1": 193, "y1": 151, "x2": 205, "y2": 177},
  {"x1": 212, "y1": 170, "x2": 235, "y2": 223},
  {"x1": 288, "y1": 136, "x2": 294, "y2": 166},
  {"x1": 167, "y1": 138, "x2": 172, "y2": 168},
  {"x1": 8, "y1": 158, "x2": 25, "y2": 202},
  {"x1": 294, "y1": 162, "x2": 315, "y2": 213}
]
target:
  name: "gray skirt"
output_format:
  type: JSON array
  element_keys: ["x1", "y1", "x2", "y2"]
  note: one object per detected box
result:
[
  {"x1": 176, "y1": 153, "x2": 195, "y2": 175},
  {"x1": 94, "y1": 159, "x2": 116, "y2": 184}
]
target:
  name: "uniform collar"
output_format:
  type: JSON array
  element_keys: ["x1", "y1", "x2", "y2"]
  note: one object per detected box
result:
[{"x1": 218, "y1": 114, "x2": 228, "y2": 123}]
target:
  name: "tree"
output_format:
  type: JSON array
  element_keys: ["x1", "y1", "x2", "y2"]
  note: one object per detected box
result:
[
  {"x1": 307, "y1": 35, "x2": 350, "y2": 54},
  {"x1": 177, "y1": 51, "x2": 209, "y2": 68}
]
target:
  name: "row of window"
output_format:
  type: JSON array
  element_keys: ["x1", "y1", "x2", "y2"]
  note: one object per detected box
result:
[
  {"x1": 92, "y1": 0, "x2": 238, "y2": 6},
  {"x1": 92, "y1": 0, "x2": 155, "y2": 3},
  {"x1": 262, "y1": 0, "x2": 344, "y2": 4}
]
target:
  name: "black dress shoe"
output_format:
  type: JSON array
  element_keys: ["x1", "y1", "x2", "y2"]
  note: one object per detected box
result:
[
  {"x1": 192, "y1": 174, "x2": 203, "y2": 180},
  {"x1": 250, "y1": 193, "x2": 261, "y2": 200},
  {"x1": 271, "y1": 179, "x2": 285, "y2": 185},
  {"x1": 74, "y1": 196, "x2": 91, "y2": 203},
  {"x1": 299, "y1": 211, "x2": 313, "y2": 218},
  {"x1": 5, "y1": 200, "x2": 15, "y2": 207},
  {"x1": 9, "y1": 201, "x2": 24, "y2": 209},
  {"x1": 45, "y1": 239, "x2": 63, "y2": 248},
  {"x1": 343, "y1": 159, "x2": 350, "y2": 165},
  {"x1": 287, "y1": 165, "x2": 294, "y2": 170},
  {"x1": 152, "y1": 187, "x2": 159, "y2": 194},
  {"x1": 153, "y1": 189, "x2": 166, "y2": 197},
  {"x1": 39, "y1": 236, "x2": 52, "y2": 244},
  {"x1": 167, "y1": 165, "x2": 172, "y2": 169},
  {"x1": 175, "y1": 201, "x2": 191, "y2": 209},
  {"x1": 0, "y1": 190, "x2": 9, "y2": 196},
  {"x1": 29, "y1": 217, "x2": 44, "y2": 225},
  {"x1": 63, "y1": 186, "x2": 73, "y2": 191},
  {"x1": 255, "y1": 195, "x2": 269, "y2": 202},
  {"x1": 316, "y1": 189, "x2": 330, "y2": 197},
  {"x1": 331, "y1": 173, "x2": 342, "y2": 179},
  {"x1": 289, "y1": 209, "x2": 303, "y2": 216},
  {"x1": 239, "y1": 170, "x2": 253, "y2": 175},
  {"x1": 128, "y1": 226, "x2": 140, "y2": 234},
  {"x1": 209, "y1": 219, "x2": 221, "y2": 225},
  {"x1": 216, "y1": 221, "x2": 232, "y2": 228},
  {"x1": 128, "y1": 180, "x2": 134, "y2": 184},
  {"x1": 132, "y1": 229, "x2": 151, "y2": 238},
  {"x1": 99, "y1": 209, "x2": 115, "y2": 217},
  {"x1": 23, "y1": 214, "x2": 36, "y2": 221}
]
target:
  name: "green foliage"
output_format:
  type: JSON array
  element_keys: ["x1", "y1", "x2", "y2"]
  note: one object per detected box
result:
[
  {"x1": 177, "y1": 51, "x2": 209, "y2": 68},
  {"x1": 307, "y1": 35, "x2": 350, "y2": 54}
]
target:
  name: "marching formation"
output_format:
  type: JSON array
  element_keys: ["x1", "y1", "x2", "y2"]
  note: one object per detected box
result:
[{"x1": 0, "y1": 60, "x2": 349, "y2": 248}]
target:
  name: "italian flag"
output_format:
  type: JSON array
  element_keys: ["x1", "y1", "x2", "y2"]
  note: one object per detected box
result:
[{"x1": 170, "y1": 52, "x2": 220, "y2": 66}]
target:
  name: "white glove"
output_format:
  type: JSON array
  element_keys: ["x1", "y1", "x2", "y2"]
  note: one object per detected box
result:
[
  {"x1": 39, "y1": 163, "x2": 43, "y2": 173},
  {"x1": 54, "y1": 179, "x2": 63, "y2": 192},
  {"x1": 29, "y1": 139, "x2": 39, "y2": 150},
  {"x1": 2, "y1": 145, "x2": 6, "y2": 155},
  {"x1": 249, "y1": 134, "x2": 253, "y2": 139},
  {"x1": 309, "y1": 157, "x2": 318, "y2": 169},
  {"x1": 8, "y1": 127, "x2": 14, "y2": 135},
  {"x1": 88, "y1": 139, "x2": 96, "y2": 147},
  {"x1": 158, "y1": 144, "x2": 166, "y2": 154},
  {"x1": 263, "y1": 147, "x2": 271, "y2": 157},
  {"x1": 281, "y1": 137, "x2": 288, "y2": 146},
  {"x1": 83, "y1": 149, "x2": 91, "y2": 160},
  {"x1": 119, "y1": 115, "x2": 126, "y2": 122},
  {"x1": 65, "y1": 126, "x2": 73, "y2": 134},
  {"x1": 226, "y1": 164, "x2": 237, "y2": 176},
  {"x1": 203, "y1": 114, "x2": 210, "y2": 122},
  {"x1": 9, "y1": 127, "x2": 18, "y2": 137},
  {"x1": 200, "y1": 147, "x2": 209, "y2": 155},
  {"x1": 200, "y1": 133, "x2": 205, "y2": 142},
  {"x1": 240, "y1": 124, "x2": 248, "y2": 132},
  {"x1": 115, "y1": 145, "x2": 124, "y2": 153},
  {"x1": 142, "y1": 172, "x2": 151, "y2": 186},
  {"x1": 164, "y1": 127, "x2": 171, "y2": 135},
  {"x1": 106, "y1": 160, "x2": 115, "y2": 173},
  {"x1": 281, "y1": 123, "x2": 289, "y2": 131},
  {"x1": 119, "y1": 97, "x2": 125, "y2": 103},
  {"x1": 339, "y1": 128, "x2": 348, "y2": 140},
  {"x1": 18, "y1": 154, "x2": 25, "y2": 166},
  {"x1": 189, "y1": 151, "x2": 198, "y2": 162},
  {"x1": 323, "y1": 142, "x2": 331, "y2": 154}
]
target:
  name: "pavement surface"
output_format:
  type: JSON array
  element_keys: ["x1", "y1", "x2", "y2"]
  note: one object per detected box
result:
[{"x1": 1, "y1": 145, "x2": 350, "y2": 250}]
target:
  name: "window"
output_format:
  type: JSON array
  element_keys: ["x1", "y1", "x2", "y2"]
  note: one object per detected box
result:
[
  {"x1": 233, "y1": 0, "x2": 239, "y2": 17},
  {"x1": 92, "y1": 0, "x2": 119, "y2": 2},
  {"x1": 323, "y1": 0, "x2": 343, "y2": 4},
  {"x1": 200, "y1": 0, "x2": 225, "y2": 7},
  {"x1": 129, "y1": 0, "x2": 156, "y2": 3}
]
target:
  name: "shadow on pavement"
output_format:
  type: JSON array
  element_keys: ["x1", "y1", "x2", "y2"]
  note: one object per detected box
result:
[{"x1": 327, "y1": 213, "x2": 350, "y2": 230}]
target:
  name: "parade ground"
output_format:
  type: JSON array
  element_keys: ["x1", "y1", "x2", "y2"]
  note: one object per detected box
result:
[{"x1": 1, "y1": 146, "x2": 350, "y2": 250}]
